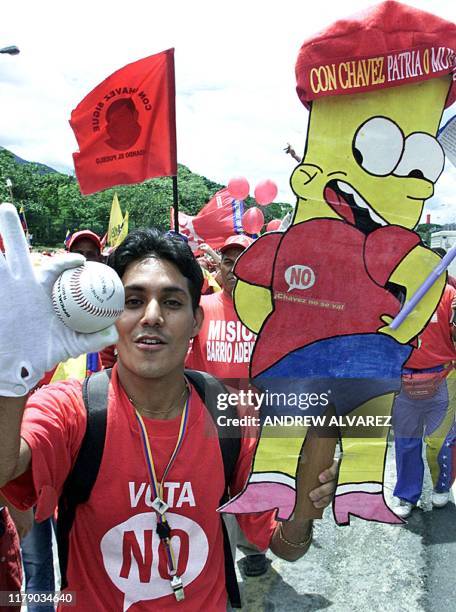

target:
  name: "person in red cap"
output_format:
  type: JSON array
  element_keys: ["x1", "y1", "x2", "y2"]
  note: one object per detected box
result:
[
  {"x1": 187, "y1": 234, "x2": 255, "y2": 380},
  {"x1": 67, "y1": 230, "x2": 102, "y2": 262},
  {"x1": 222, "y1": 1, "x2": 456, "y2": 527},
  {"x1": 67, "y1": 229, "x2": 116, "y2": 367}
]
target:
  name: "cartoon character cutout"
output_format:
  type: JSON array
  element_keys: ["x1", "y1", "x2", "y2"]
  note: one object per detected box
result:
[{"x1": 221, "y1": 1, "x2": 456, "y2": 525}]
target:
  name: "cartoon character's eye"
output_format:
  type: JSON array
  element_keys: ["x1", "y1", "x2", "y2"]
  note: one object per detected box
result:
[
  {"x1": 353, "y1": 117, "x2": 404, "y2": 176},
  {"x1": 393, "y1": 133, "x2": 444, "y2": 183}
]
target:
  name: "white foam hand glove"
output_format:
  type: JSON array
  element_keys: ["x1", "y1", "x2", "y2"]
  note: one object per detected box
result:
[{"x1": 0, "y1": 203, "x2": 119, "y2": 397}]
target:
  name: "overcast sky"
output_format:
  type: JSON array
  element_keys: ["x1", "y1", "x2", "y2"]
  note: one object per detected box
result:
[{"x1": 1, "y1": 0, "x2": 455, "y2": 223}]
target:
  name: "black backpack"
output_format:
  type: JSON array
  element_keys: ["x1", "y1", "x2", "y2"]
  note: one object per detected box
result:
[{"x1": 57, "y1": 369, "x2": 242, "y2": 608}]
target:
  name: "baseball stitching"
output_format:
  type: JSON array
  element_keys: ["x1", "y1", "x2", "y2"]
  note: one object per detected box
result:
[
  {"x1": 64, "y1": 266, "x2": 123, "y2": 321},
  {"x1": 52, "y1": 275, "x2": 67, "y2": 324}
]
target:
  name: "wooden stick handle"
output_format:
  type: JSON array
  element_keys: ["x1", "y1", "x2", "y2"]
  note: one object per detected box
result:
[{"x1": 294, "y1": 409, "x2": 338, "y2": 520}]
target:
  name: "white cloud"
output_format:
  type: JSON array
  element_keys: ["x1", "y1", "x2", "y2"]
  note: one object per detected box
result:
[{"x1": 1, "y1": 0, "x2": 456, "y2": 217}]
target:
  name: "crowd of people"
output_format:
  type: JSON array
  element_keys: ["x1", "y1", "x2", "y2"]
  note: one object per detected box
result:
[{"x1": 0, "y1": 208, "x2": 455, "y2": 610}]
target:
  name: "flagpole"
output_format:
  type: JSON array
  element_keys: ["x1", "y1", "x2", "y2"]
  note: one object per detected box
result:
[{"x1": 172, "y1": 175, "x2": 179, "y2": 232}]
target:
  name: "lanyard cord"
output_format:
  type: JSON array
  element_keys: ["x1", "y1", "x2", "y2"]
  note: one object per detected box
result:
[{"x1": 135, "y1": 389, "x2": 190, "y2": 578}]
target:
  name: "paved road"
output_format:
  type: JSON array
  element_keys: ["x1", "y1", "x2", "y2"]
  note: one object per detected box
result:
[{"x1": 235, "y1": 440, "x2": 456, "y2": 612}]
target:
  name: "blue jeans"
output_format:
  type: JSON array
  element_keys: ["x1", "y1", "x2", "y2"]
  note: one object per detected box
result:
[
  {"x1": 393, "y1": 380, "x2": 450, "y2": 504},
  {"x1": 255, "y1": 334, "x2": 411, "y2": 417},
  {"x1": 21, "y1": 516, "x2": 55, "y2": 612}
]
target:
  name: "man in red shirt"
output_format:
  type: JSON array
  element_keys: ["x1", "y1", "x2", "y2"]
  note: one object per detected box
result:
[
  {"x1": 187, "y1": 235, "x2": 255, "y2": 381},
  {"x1": 393, "y1": 279, "x2": 456, "y2": 518},
  {"x1": 0, "y1": 205, "x2": 337, "y2": 611}
]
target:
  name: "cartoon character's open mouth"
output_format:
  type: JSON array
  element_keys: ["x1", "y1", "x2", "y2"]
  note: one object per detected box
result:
[{"x1": 324, "y1": 180, "x2": 387, "y2": 234}]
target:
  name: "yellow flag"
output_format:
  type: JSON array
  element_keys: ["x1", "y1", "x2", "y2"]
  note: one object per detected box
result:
[
  {"x1": 107, "y1": 193, "x2": 124, "y2": 247},
  {"x1": 51, "y1": 355, "x2": 88, "y2": 382},
  {"x1": 116, "y1": 210, "x2": 129, "y2": 247}
]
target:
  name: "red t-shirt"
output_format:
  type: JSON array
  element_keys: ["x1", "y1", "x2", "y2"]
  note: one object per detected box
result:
[
  {"x1": 406, "y1": 284, "x2": 456, "y2": 369},
  {"x1": 1, "y1": 366, "x2": 275, "y2": 611},
  {"x1": 186, "y1": 291, "x2": 256, "y2": 380},
  {"x1": 235, "y1": 221, "x2": 420, "y2": 377}
]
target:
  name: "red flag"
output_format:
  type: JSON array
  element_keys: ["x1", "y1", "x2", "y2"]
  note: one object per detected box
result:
[
  {"x1": 175, "y1": 188, "x2": 245, "y2": 251},
  {"x1": 70, "y1": 49, "x2": 177, "y2": 195}
]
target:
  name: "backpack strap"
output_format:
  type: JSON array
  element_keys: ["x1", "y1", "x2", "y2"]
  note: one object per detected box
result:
[
  {"x1": 184, "y1": 369, "x2": 241, "y2": 490},
  {"x1": 57, "y1": 369, "x2": 111, "y2": 589},
  {"x1": 184, "y1": 369, "x2": 242, "y2": 608}
]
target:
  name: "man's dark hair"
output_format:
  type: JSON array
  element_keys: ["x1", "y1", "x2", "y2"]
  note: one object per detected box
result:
[{"x1": 107, "y1": 228, "x2": 203, "y2": 311}]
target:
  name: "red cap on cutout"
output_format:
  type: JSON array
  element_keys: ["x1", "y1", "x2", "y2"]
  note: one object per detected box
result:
[{"x1": 296, "y1": 1, "x2": 456, "y2": 108}]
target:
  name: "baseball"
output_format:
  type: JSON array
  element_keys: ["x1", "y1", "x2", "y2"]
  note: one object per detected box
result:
[{"x1": 52, "y1": 261, "x2": 125, "y2": 333}]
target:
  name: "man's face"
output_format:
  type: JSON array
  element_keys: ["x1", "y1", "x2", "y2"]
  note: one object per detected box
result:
[
  {"x1": 70, "y1": 238, "x2": 101, "y2": 262},
  {"x1": 220, "y1": 246, "x2": 244, "y2": 297},
  {"x1": 116, "y1": 256, "x2": 203, "y2": 381}
]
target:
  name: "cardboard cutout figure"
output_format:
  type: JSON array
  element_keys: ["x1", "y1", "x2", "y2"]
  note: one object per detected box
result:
[{"x1": 221, "y1": 1, "x2": 456, "y2": 525}]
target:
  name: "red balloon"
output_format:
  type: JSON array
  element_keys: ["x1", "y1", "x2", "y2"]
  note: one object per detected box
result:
[
  {"x1": 266, "y1": 219, "x2": 281, "y2": 232},
  {"x1": 227, "y1": 177, "x2": 250, "y2": 200},
  {"x1": 243, "y1": 207, "x2": 264, "y2": 235},
  {"x1": 254, "y1": 180, "x2": 278, "y2": 206}
]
